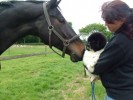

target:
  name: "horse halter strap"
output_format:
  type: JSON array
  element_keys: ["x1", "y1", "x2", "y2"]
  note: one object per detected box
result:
[{"x1": 43, "y1": 2, "x2": 79, "y2": 57}]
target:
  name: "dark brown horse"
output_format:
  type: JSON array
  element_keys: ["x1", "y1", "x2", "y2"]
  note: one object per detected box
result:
[{"x1": 0, "y1": 0, "x2": 85, "y2": 62}]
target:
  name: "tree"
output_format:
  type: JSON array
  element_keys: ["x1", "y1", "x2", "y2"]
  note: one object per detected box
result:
[
  {"x1": 68, "y1": 22, "x2": 72, "y2": 26},
  {"x1": 79, "y1": 23, "x2": 112, "y2": 40}
]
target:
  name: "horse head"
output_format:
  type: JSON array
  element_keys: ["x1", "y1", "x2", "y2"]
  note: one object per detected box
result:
[
  {"x1": 35, "y1": 0, "x2": 85, "y2": 62},
  {"x1": 0, "y1": 0, "x2": 85, "y2": 62}
]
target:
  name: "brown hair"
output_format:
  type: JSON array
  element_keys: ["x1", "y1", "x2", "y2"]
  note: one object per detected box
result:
[{"x1": 101, "y1": 0, "x2": 133, "y2": 39}]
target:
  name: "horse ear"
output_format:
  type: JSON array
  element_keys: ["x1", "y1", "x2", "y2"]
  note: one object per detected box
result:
[
  {"x1": 47, "y1": 0, "x2": 61, "y2": 9},
  {"x1": 57, "y1": 0, "x2": 61, "y2": 5}
]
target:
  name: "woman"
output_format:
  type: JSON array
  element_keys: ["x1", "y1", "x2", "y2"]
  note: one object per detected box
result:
[{"x1": 91, "y1": 0, "x2": 133, "y2": 100}]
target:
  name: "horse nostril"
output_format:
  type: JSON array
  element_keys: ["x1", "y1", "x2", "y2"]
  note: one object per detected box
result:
[
  {"x1": 70, "y1": 53, "x2": 82, "y2": 62},
  {"x1": 70, "y1": 54, "x2": 78, "y2": 62}
]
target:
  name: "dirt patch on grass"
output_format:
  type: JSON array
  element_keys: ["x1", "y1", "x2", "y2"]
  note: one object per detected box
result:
[{"x1": 61, "y1": 75, "x2": 92, "y2": 100}]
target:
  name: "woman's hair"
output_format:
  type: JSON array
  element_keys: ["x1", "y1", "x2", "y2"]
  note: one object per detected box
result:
[{"x1": 101, "y1": 0, "x2": 133, "y2": 39}]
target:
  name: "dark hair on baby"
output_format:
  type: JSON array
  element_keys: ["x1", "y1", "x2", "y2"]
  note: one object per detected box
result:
[{"x1": 87, "y1": 32, "x2": 107, "y2": 51}]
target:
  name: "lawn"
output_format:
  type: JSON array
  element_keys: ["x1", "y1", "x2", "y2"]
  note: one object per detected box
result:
[{"x1": 0, "y1": 45, "x2": 105, "y2": 100}]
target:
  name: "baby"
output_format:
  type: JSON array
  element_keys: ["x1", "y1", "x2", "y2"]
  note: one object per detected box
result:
[{"x1": 83, "y1": 32, "x2": 107, "y2": 82}]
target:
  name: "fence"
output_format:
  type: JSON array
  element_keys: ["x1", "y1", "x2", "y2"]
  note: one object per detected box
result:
[
  {"x1": 0, "y1": 52, "x2": 53, "y2": 61},
  {"x1": 0, "y1": 45, "x2": 54, "y2": 61}
]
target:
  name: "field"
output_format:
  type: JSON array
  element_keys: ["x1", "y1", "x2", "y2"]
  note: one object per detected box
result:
[{"x1": 0, "y1": 45, "x2": 105, "y2": 100}]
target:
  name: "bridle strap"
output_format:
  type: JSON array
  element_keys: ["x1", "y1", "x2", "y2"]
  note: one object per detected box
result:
[
  {"x1": 0, "y1": 61, "x2": 1, "y2": 70},
  {"x1": 0, "y1": 55, "x2": 1, "y2": 70},
  {"x1": 43, "y1": 2, "x2": 79, "y2": 57}
]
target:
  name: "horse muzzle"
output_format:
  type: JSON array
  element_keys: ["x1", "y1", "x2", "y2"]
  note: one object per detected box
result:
[{"x1": 70, "y1": 52, "x2": 84, "y2": 62}]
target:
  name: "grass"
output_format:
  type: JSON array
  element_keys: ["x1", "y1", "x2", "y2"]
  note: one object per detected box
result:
[{"x1": 0, "y1": 45, "x2": 105, "y2": 100}]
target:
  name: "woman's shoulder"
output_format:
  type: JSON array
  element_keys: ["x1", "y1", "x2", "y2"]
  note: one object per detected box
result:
[
  {"x1": 108, "y1": 33, "x2": 133, "y2": 50},
  {"x1": 106, "y1": 33, "x2": 128, "y2": 48},
  {"x1": 111, "y1": 33, "x2": 129, "y2": 44},
  {"x1": 116, "y1": 33, "x2": 127, "y2": 39}
]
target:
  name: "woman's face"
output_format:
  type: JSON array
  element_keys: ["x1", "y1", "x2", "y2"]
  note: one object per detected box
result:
[{"x1": 105, "y1": 20, "x2": 125, "y2": 32}]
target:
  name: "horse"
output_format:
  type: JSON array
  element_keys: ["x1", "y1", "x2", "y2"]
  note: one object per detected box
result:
[{"x1": 0, "y1": 0, "x2": 85, "y2": 62}]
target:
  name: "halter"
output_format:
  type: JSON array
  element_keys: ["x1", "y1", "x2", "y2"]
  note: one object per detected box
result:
[{"x1": 43, "y1": 2, "x2": 79, "y2": 57}]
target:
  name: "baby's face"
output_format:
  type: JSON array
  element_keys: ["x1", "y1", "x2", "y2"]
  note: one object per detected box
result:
[{"x1": 87, "y1": 33, "x2": 107, "y2": 51}]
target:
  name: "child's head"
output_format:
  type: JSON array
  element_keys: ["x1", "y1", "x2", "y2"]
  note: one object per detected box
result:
[{"x1": 87, "y1": 32, "x2": 107, "y2": 51}]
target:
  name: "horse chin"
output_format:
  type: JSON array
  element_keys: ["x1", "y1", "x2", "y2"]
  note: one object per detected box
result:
[{"x1": 70, "y1": 53, "x2": 82, "y2": 62}]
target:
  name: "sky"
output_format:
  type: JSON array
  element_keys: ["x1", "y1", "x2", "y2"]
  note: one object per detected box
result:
[{"x1": 59, "y1": 0, "x2": 133, "y2": 33}]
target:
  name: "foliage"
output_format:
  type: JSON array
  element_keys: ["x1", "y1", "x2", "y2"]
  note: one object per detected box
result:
[
  {"x1": 0, "y1": 46, "x2": 105, "y2": 100},
  {"x1": 16, "y1": 35, "x2": 42, "y2": 44},
  {"x1": 79, "y1": 23, "x2": 112, "y2": 40},
  {"x1": 68, "y1": 22, "x2": 72, "y2": 27}
]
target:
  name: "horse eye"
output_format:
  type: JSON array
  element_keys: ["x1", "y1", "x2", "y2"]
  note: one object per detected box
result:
[{"x1": 59, "y1": 17, "x2": 65, "y2": 23}]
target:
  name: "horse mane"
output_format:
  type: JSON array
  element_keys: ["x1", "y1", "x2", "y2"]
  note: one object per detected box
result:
[
  {"x1": 0, "y1": 1, "x2": 45, "y2": 13},
  {"x1": 0, "y1": 2, "x2": 13, "y2": 13},
  {"x1": 0, "y1": 1, "x2": 47, "y2": 31}
]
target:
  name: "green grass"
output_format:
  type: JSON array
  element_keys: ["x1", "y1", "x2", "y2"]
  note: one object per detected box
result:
[{"x1": 0, "y1": 45, "x2": 105, "y2": 100}]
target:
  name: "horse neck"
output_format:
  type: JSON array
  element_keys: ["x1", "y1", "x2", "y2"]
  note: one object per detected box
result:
[
  {"x1": 0, "y1": 2, "x2": 43, "y2": 55},
  {"x1": 0, "y1": 24, "x2": 34, "y2": 55}
]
